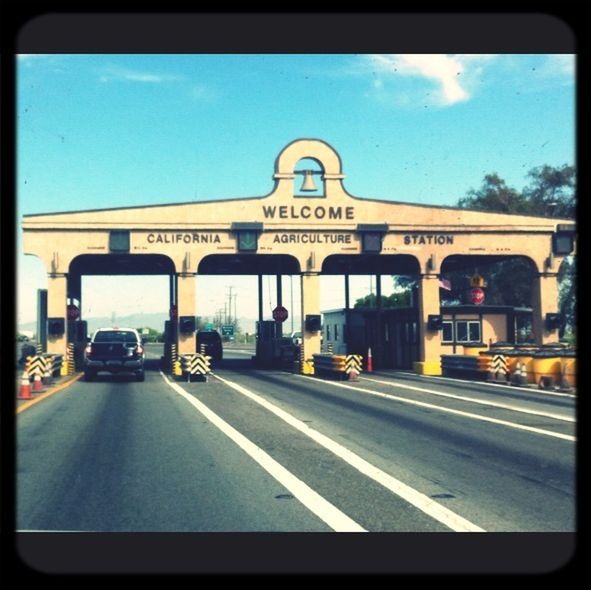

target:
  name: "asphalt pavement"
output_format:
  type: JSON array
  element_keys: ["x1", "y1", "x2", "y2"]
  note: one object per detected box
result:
[{"x1": 16, "y1": 346, "x2": 576, "y2": 535}]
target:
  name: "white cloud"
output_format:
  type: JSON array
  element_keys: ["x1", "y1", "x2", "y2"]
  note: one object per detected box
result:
[
  {"x1": 99, "y1": 66, "x2": 180, "y2": 84},
  {"x1": 365, "y1": 54, "x2": 498, "y2": 106}
]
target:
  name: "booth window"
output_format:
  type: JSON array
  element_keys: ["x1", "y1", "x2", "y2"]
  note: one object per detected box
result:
[
  {"x1": 442, "y1": 321, "x2": 453, "y2": 343},
  {"x1": 455, "y1": 320, "x2": 481, "y2": 343},
  {"x1": 326, "y1": 325, "x2": 331, "y2": 341},
  {"x1": 334, "y1": 324, "x2": 339, "y2": 341}
]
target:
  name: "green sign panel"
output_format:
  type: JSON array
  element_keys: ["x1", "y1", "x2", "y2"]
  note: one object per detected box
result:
[
  {"x1": 221, "y1": 325, "x2": 235, "y2": 337},
  {"x1": 238, "y1": 231, "x2": 258, "y2": 252},
  {"x1": 205, "y1": 323, "x2": 214, "y2": 331}
]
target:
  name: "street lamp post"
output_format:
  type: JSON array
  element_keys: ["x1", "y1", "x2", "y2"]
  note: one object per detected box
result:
[{"x1": 290, "y1": 275, "x2": 294, "y2": 334}]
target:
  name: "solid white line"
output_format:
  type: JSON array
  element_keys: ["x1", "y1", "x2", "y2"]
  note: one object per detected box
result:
[
  {"x1": 159, "y1": 371, "x2": 365, "y2": 533},
  {"x1": 212, "y1": 373, "x2": 485, "y2": 533},
  {"x1": 406, "y1": 373, "x2": 576, "y2": 399},
  {"x1": 360, "y1": 376, "x2": 574, "y2": 423},
  {"x1": 313, "y1": 378, "x2": 575, "y2": 442}
]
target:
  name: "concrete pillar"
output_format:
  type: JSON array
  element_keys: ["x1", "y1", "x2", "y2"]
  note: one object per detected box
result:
[
  {"x1": 177, "y1": 273, "x2": 196, "y2": 355},
  {"x1": 258, "y1": 274, "x2": 264, "y2": 323},
  {"x1": 531, "y1": 272, "x2": 560, "y2": 344},
  {"x1": 416, "y1": 273, "x2": 442, "y2": 375},
  {"x1": 47, "y1": 273, "x2": 68, "y2": 356},
  {"x1": 300, "y1": 272, "x2": 321, "y2": 369},
  {"x1": 375, "y1": 274, "x2": 383, "y2": 369},
  {"x1": 276, "y1": 274, "x2": 283, "y2": 337}
]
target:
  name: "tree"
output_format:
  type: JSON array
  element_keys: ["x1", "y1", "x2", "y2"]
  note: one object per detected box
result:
[
  {"x1": 558, "y1": 256, "x2": 576, "y2": 338},
  {"x1": 457, "y1": 173, "x2": 531, "y2": 214},
  {"x1": 455, "y1": 164, "x2": 576, "y2": 334},
  {"x1": 354, "y1": 291, "x2": 411, "y2": 309},
  {"x1": 522, "y1": 165, "x2": 575, "y2": 217}
]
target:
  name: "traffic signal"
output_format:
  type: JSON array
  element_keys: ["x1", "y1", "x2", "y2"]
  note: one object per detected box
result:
[
  {"x1": 179, "y1": 316, "x2": 196, "y2": 334},
  {"x1": 305, "y1": 314, "x2": 321, "y2": 332},
  {"x1": 427, "y1": 314, "x2": 443, "y2": 330},
  {"x1": 47, "y1": 317, "x2": 65, "y2": 335},
  {"x1": 552, "y1": 232, "x2": 574, "y2": 255},
  {"x1": 545, "y1": 313, "x2": 563, "y2": 331}
]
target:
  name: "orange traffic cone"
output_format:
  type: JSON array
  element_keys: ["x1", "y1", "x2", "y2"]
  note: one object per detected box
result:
[
  {"x1": 348, "y1": 368, "x2": 359, "y2": 382},
  {"x1": 18, "y1": 371, "x2": 32, "y2": 400},
  {"x1": 367, "y1": 347, "x2": 373, "y2": 373},
  {"x1": 32, "y1": 373, "x2": 45, "y2": 393}
]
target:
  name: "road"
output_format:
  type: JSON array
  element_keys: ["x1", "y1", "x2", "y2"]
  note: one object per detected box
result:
[{"x1": 17, "y1": 344, "x2": 575, "y2": 536}]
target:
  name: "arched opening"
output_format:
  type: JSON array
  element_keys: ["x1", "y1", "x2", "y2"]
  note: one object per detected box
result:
[
  {"x1": 197, "y1": 254, "x2": 302, "y2": 369},
  {"x1": 66, "y1": 254, "x2": 177, "y2": 377},
  {"x1": 321, "y1": 254, "x2": 421, "y2": 370},
  {"x1": 439, "y1": 254, "x2": 539, "y2": 348}
]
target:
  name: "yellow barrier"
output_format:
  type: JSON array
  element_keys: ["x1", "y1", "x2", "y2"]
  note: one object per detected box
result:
[
  {"x1": 302, "y1": 360, "x2": 315, "y2": 375},
  {"x1": 560, "y1": 354, "x2": 576, "y2": 388},
  {"x1": 532, "y1": 353, "x2": 562, "y2": 388},
  {"x1": 414, "y1": 360, "x2": 443, "y2": 376}
]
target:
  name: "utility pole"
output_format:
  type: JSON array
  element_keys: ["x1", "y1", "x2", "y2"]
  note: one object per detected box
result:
[
  {"x1": 226, "y1": 286, "x2": 234, "y2": 325},
  {"x1": 233, "y1": 293, "x2": 238, "y2": 327}
]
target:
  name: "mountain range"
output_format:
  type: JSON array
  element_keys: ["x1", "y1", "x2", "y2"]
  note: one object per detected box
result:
[{"x1": 18, "y1": 313, "x2": 301, "y2": 338}]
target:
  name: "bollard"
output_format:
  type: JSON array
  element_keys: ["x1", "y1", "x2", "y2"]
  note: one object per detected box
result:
[
  {"x1": 367, "y1": 347, "x2": 373, "y2": 373},
  {"x1": 32, "y1": 373, "x2": 45, "y2": 393},
  {"x1": 511, "y1": 361, "x2": 529, "y2": 387},
  {"x1": 18, "y1": 371, "x2": 32, "y2": 400}
]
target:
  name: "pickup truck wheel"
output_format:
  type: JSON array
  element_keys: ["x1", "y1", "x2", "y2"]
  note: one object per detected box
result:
[{"x1": 136, "y1": 371, "x2": 145, "y2": 382}]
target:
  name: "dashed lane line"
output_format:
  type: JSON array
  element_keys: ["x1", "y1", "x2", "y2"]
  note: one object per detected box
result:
[
  {"x1": 159, "y1": 372, "x2": 365, "y2": 533},
  {"x1": 211, "y1": 373, "x2": 485, "y2": 533},
  {"x1": 360, "y1": 376, "x2": 574, "y2": 423}
]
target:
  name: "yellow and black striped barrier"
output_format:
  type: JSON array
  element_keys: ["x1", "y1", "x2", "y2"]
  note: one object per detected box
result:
[
  {"x1": 25, "y1": 353, "x2": 63, "y2": 384},
  {"x1": 312, "y1": 353, "x2": 363, "y2": 380},
  {"x1": 25, "y1": 355, "x2": 47, "y2": 378},
  {"x1": 488, "y1": 354, "x2": 509, "y2": 383},
  {"x1": 180, "y1": 353, "x2": 212, "y2": 381}
]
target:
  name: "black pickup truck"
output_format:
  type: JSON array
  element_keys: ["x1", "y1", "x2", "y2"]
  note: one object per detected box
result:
[{"x1": 84, "y1": 328, "x2": 145, "y2": 382}]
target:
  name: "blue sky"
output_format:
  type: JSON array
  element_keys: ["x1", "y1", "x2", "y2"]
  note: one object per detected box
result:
[{"x1": 16, "y1": 53, "x2": 575, "y2": 327}]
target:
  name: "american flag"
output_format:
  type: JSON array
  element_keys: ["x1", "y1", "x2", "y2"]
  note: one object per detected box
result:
[{"x1": 439, "y1": 278, "x2": 452, "y2": 291}]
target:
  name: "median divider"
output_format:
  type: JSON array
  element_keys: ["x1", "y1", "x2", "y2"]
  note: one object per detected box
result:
[
  {"x1": 439, "y1": 342, "x2": 576, "y2": 393},
  {"x1": 179, "y1": 353, "x2": 212, "y2": 381},
  {"x1": 441, "y1": 354, "x2": 490, "y2": 381},
  {"x1": 312, "y1": 353, "x2": 363, "y2": 381}
]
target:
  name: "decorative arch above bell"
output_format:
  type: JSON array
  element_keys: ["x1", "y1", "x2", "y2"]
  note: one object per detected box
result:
[{"x1": 273, "y1": 139, "x2": 346, "y2": 197}]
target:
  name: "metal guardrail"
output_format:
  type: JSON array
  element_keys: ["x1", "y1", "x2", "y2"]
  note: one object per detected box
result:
[{"x1": 441, "y1": 354, "x2": 490, "y2": 381}]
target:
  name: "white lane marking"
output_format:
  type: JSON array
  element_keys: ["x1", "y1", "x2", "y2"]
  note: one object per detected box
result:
[
  {"x1": 401, "y1": 373, "x2": 576, "y2": 399},
  {"x1": 311, "y1": 378, "x2": 575, "y2": 442},
  {"x1": 159, "y1": 372, "x2": 365, "y2": 533},
  {"x1": 212, "y1": 373, "x2": 485, "y2": 533},
  {"x1": 360, "y1": 376, "x2": 574, "y2": 423}
]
